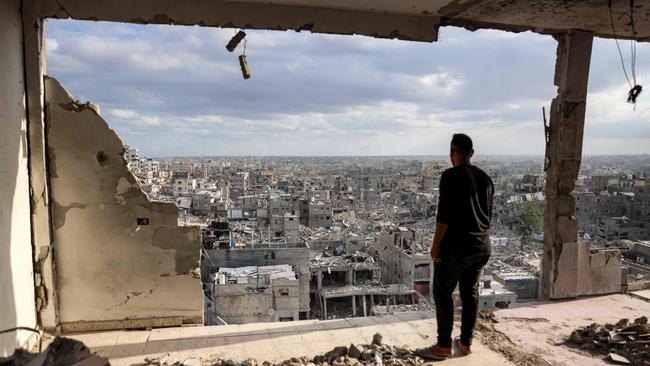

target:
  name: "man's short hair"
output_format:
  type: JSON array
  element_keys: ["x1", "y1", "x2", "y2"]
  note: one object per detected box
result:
[{"x1": 451, "y1": 133, "x2": 473, "y2": 155}]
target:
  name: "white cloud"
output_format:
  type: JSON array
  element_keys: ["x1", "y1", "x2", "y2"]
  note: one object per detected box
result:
[
  {"x1": 46, "y1": 38, "x2": 59, "y2": 51},
  {"x1": 43, "y1": 19, "x2": 650, "y2": 156},
  {"x1": 109, "y1": 108, "x2": 160, "y2": 126},
  {"x1": 110, "y1": 108, "x2": 139, "y2": 119}
]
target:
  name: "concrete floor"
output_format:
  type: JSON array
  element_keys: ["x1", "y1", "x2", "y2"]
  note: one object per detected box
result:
[
  {"x1": 61, "y1": 294, "x2": 650, "y2": 366},
  {"x1": 67, "y1": 311, "x2": 514, "y2": 366},
  {"x1": 493, "y1": 293, "x2": 650, "y2": 365}
]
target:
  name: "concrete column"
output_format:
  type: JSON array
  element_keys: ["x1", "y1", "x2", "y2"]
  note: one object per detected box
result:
[
  {"x1": 429, "y1": 264, "x2": 434, "y2": 299},
  {"x1": 542, "y1": 30, "x2": 593, "y2": 299},
  {"x1": 317, "y1": 270, "x2": 322, "y2": 291},
  {"x1": 323, "y1": 296, "x2": 327, "y2": 319},
  {"x1": 23, "y1": 0, "x2": 58, "y2": 331},
  {"x1": 362, "y1": 295, "x2": 367, "y2": 317},
  {"x1": 352, "y1": 295, "x2": 356, "y2": 317}
]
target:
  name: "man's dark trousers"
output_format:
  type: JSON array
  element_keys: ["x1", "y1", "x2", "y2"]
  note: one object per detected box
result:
[{"x1": 433, "y1": 251, "x2": 490, "y2": 348}]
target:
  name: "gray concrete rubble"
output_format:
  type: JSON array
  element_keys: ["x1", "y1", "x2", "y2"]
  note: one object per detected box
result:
[
  {"x1": 0, "y1": 337, "x2": 109, "y2": 366},
  {"x1": 566, "y1": 317, "x2": 650, "y2": 366},
  {"x1": 142, "y1": 333, "x2": 437, "y2": 366}
]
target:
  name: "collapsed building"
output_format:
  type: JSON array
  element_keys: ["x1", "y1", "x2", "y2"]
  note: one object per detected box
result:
[
  {"x1": 378, "y1": 227, "x2": 433, "y2": 297},
  {"x1": 211, "y1": 265, "x2": 301, "y2": 324},
  {"x1": 202, "y1": 242, "x2": 311, "y2": 323}
]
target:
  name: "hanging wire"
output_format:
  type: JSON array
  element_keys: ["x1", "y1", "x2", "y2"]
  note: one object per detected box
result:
[
  {"x1": 630, "y1": 0, "x2": 638, "y2": 85},
  {"x1": 609, "y1": 1, "x2": 632, "y2": 88},
  {"x1": 627, "y1": 0, "x2": 642, "y2": 105},
  {"x1": 609, "y1": 0, "x2": 642, "y2": 106}
]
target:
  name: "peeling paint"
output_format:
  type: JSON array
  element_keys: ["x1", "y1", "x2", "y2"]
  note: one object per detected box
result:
[{"x1": 52, "y1": 201, "x2": 87, "y2": 230}]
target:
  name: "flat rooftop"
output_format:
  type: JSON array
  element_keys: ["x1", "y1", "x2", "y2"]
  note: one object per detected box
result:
[
  {"x1": 55, "y1": 294, "x2": 650, "y2": 366},
  {"x1": 64, "y1": 312, "x2": 512, "y2": 366}
]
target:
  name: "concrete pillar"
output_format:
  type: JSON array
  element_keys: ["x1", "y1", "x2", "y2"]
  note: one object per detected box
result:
[
  {"x1": 317, "y1": 270, "x2": 322, "y2": 291},
  {"x1": 429, "y1": 264, "x2": 434, "y2": 299},
  {"x1": 352, "y1": 295, "x2": 356, "y2": 317},
  {"x1": 362, "y1": 295, "x2": 367, "y2": 317},
  {"x1": 542, "y1": 30, "x2": 593, "y2": 299},
  {"x1": 323, "y1": 296, "x2": 327, "y2": 319},
  {"x1": 23, "y1": 0, "x2": 59, "y2": 331}
]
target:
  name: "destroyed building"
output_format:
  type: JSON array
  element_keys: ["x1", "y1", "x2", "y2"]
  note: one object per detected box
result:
[
  {"x1": 378, "y1": 227, "x2": 433, "y2": 297},
  {"x1": 202, "y1": 242, "x2": 310, "y2": 323},
  {"x1": 210, "y1": 265, "x2": 301, "y2": 324}
]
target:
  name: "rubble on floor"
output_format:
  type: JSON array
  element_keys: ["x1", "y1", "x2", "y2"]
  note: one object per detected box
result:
[
  {"x1": 0, "y1": 337, "x2": 109, "y2": 366},
  {"x1": 144, "y1": 333, "x2": 437, "y2": 366},
  {"x1": 474, "y1": 313, "x2": 552, "y2": 366},
  {"x1": 566, "y1": 316, "x2": 650, "y2": 366}
]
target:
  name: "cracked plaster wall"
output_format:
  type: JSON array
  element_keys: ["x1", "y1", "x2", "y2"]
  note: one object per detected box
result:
[
  {"x1": 44, "y1": 77, "x2": 202, "y2": 329},
  {"x1": 0, "y1": 0, "x2": 38, "y2": 356}
]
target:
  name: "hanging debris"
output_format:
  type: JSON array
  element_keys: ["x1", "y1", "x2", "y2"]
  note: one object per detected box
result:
[
  {"x1": 226, "y1": 30, "x2": 246, "y2": 52},
  {"x1": 609, "y1": 0, "x2": 643, "y2": 106},
  {"x1": 628, "y1": 84, "x2": 642, "y2": 104},
  {"x1": 239, "y1": 55, "x2": 251, "y2": 80}
]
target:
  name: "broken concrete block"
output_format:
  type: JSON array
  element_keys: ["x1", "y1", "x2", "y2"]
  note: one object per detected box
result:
[
  {"x1": 347, "y1": 344, "x2": 361, "y2": 359},
  {"x1": 145, "y1": 353, "x2": 169, "y2": 364},
  {"x1": 325, "y1": 346, "x2": 347, "y2": 363},
  {"x1": 608, "y1": 353, "x2": 630, "y2": 364},
  {"x1": 182, "y1": 359, "x2": 201, "y2": 366},
  {"x1": 372, "y1": 333, "x2": 383, "y2": 346}
]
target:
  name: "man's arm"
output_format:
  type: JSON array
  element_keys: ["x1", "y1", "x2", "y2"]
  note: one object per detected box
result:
[
  {"x1": 430, "y1": 222, "x2": 448, "y2": 262},
  {"x1": 431, "y1": 170, "x2": 451, "y2": 262}
]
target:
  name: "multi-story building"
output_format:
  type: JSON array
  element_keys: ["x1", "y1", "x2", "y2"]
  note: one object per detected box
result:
[
  {"x1": 309, "y1": 202, "x2": 332, "y2": 228},
  {"x1": 173, "y1": 172, "x2": 197, "y2": 197},
  {"x1": 377, "y1": 227, "x2": 433, "y2": 297}
]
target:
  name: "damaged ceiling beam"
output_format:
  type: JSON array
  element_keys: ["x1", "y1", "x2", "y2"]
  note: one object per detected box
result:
[
  {"x1": 36, "y1": 0, "x2": 440, "y2": 42},
  {"x1": 34, "y1": 0, "x2": 650, "y2": 42}
]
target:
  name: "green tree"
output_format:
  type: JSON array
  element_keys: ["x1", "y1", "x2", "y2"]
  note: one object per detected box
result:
[{"x1": 518, "y1": 200, "x2": 544, "y2": 249}]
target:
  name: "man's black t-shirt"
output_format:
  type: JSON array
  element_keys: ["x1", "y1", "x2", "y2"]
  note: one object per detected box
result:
[{"x1": 436, "y1": 164, "x2": 494, "y2": 259}]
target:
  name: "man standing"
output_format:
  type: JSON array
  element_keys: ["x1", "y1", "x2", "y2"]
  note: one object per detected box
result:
[{"x1": 416, "y1": 133, "x2": 494, "y2": 360}]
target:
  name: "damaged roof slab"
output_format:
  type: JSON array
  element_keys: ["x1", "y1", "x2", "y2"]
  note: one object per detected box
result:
[{"x1": 34, "y1": 0, "x2": 650, "y2": 42}]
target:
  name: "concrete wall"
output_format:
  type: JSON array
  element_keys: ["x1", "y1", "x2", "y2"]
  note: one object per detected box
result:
[
  {"x1": 378, "y1": 231, "x2": 415, "y2": 286},
  {"x1": 554, "y1": 240, "x2": 622, "y2": 298},
  {"x1": 213, "y1": 279, "x2": 300, "y2": 324},
  {"x1": 44, "y1": 78, "x2": 202, "y2": 331},
  {"x1": 0, "y1": 0, "x2": 39, "y2": 355}
]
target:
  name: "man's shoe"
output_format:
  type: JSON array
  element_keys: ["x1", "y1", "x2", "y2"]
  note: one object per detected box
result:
[
  {"x1": 455, "y1": 338, "x2": 472, "y2": 356},
  {"x1": 413, "y1": 344, "x2": 452, "y2": 360}
]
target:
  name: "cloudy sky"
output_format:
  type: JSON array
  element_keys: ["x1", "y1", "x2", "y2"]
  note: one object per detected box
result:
[{"x1": 44, "y1": 19, "x2": 650, "y2": 157}]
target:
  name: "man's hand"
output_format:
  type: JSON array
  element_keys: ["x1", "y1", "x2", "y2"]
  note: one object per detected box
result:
[
  {"x1": 430, "y1": 222, "x2": 448, "y2": 263},
  {"x1": 430, "y1": 244, "x2": 441, "y2": 263}
]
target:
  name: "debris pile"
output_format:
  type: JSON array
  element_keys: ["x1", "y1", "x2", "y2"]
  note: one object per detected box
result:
[
  {"x1": 145, "y1": 333, "x2": 433, "y2": 366},
  {"x1": 566, "y1": 317, "x2": 650, "y2": 365},
  {"x1": 0, "y1": 337, "x2": 109, "y2": 366}
]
